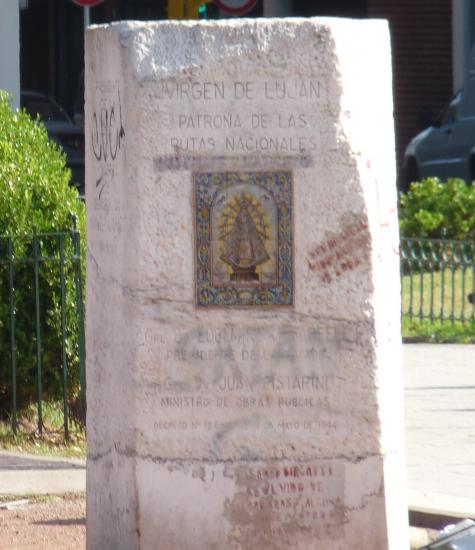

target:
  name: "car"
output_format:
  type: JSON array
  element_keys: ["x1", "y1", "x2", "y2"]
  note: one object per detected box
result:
[
  {"x1": 421, "y1": 518, "x2": 475, "y2": 549},
  {"x1": 401, "y1": 88, "x2": 475, "y2": 193},
  {"x1": 20, "y1": 90, "x2": 84, "y2": 196}
]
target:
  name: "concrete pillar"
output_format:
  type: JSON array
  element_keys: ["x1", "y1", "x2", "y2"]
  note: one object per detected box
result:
[
  {"x1": 0, "y1": 0, "x2": 20, "y2": 108},
  {"x1": 452, "y1": 0, "x2": 474, "y2": 90},
  {"x1": 85, "y1": 18, "x2": 408, "y2": 550}
]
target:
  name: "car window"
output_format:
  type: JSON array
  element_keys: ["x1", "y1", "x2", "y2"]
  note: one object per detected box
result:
[
  {"x1": 21, "y1": 95, "x2": 71, "y2": 123},
  {"x1": 435, "y1": 90, "x2": 461, "y2": 126},
  {"x1": 459, "y1": 77, "x2": 475, "y2": 119}
]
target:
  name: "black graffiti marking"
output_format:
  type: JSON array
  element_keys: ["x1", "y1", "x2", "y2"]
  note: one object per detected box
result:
[
  {"x1": 109, "y1": 108, "x2": 118, "y2": 160},
  {"x1": 91, "y1": 89, "x2": 125, "y2": 163},
  {"x1": 95, "y1": 166, "x2": 114, "y2": 200},
  {"x1": 98, "y1": 178, "x2": 108, "y2": 200}
]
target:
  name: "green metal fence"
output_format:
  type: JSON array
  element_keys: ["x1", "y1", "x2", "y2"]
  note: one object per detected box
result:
[
  {"x1": 401, "y1": 237, "x2": 475, "y2": 323},
  {"x1": 0, "y1": 227, "x2": 85, "y2": 439}
]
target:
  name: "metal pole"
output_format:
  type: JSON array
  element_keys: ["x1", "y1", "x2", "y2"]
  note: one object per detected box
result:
[
  {"x1": 33, "y1": 228, "x2": 43, "y2": 434},
  {"x1": 7, "y1": 238, "x2": 17, "y2": 434},
  {"x1": 263, "y1": 0, "x2": 292, "y2": 17},
  {"x1": 72, "y1": 219, "x2": 86, "y2": 419},
  {"x1": 84, "y1": 7, "x2": 90, "y2": 28},
  {"x1": 59, "y1": 235, "x2": 70, "y2": 440}
]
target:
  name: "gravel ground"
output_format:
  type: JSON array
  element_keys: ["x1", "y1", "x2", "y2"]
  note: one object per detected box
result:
[{"x1": 0, "y1": 495, "x2": 85, "y2": 550}]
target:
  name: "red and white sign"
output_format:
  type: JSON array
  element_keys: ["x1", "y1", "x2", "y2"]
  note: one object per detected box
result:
[
  {"x1": 213, "y1": 0, "x2": 257, "y2": 15},
  {"x1": 72, "y1": 0, "x2": 104, "y2": 7}
]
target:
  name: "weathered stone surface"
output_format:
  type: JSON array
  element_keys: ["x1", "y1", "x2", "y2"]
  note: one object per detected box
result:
[{"x1": 85, "y1": 18, "x2": 407, "y2": 549}]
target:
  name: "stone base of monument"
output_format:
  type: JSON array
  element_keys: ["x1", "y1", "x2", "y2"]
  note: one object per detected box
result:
[
  {"x1": 88, "y1": 455, "x2": 398, "y2": 548},
  {"x1": 86, "y1": 17, "x2": 408, "y2": 549}
]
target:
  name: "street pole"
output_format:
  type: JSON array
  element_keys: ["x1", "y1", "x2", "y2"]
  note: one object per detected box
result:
[
  {"x1": 84, "y1": 6, "x2": 90, "y2": 27},
  {"x1": 263, "y1": 0, "x2": 291, "y2": 16}
]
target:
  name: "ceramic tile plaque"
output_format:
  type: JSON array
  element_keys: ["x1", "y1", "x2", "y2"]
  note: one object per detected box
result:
[{"x1": 194, "y1": 171, "x2": 293, "y2": 307}]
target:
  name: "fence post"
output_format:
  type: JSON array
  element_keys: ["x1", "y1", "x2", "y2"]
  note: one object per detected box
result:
[
  {"x1": 33, "y1": 227, "x2": 43, "y2": 434},
  {"x1": 429, "y1": 241, "x2": 435, "y2": 322},
  {"x1": 461, "y1": 240, "x2": 467, "y2": 323},
  {"x1": 72, "y1": 217, "x2": 86, "y2": 419},
  {"x1": 7, "y1": 237, "x2": 17, "y2": 434},
  {"x1": 450, "y1": 239, "x2": 456, "y2": 325},
  {"x1": 441, "y1": 242, "x2": 446, "y2": 320},
  {"x1": 59, "y1": 234, "x2": 69, "y2": 440},
  {"x1": 472, "y1": 241, "x2": 475, "y2": 322}
]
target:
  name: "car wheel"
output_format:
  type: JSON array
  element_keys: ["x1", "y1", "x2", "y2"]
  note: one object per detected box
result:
[{"x1": 401, "y1": 158, "x2": 419, "y2": 194}]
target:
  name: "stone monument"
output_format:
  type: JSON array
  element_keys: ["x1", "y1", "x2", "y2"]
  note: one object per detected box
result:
[{"x1": 85, "y1": 18, "x2": 408, "y2": 549}]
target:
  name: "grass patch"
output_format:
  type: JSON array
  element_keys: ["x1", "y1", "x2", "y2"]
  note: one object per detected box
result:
[
  {"x1": 0, "y1": 494, "x2": 59, "y2": 504},
  {"x1": 401, "y1": 265, "x2": 475, "y2": 342},
  {"x1": 0, "y1": 493, "x2": 85, "y2": 503},
  {"x1": 0, "y1": 401, "x2": 86, "y2": 459},
  {"x1": 402, "y1": 266, "x2": 475, "y2": 322},
  {"x1": 402, "y1": 317, "x2": 475, "y2": 343}
]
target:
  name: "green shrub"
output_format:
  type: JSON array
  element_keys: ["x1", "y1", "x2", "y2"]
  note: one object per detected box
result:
[
  {"x1": 0, "y1": 91, "x2": 85, "y2": 417},
  {"x1": 399, "y1": 177, "x2": 475, "y2": 239}
]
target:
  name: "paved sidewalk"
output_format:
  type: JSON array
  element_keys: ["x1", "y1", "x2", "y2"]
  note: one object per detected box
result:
[
  {"x1": 404, "y1": 343, "x2": 475, "y2": 520},
  {"x1": 0, "y1": 451, "x2": 85, "y2": 495}
]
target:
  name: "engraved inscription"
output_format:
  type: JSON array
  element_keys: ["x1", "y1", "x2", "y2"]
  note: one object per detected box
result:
[
  {"x1": 134, "y1": 319, "x2": 376, "y2": 457},
  {"x1": 155, "y1": 79, "x2": 321, "y2": 101},
  {"x1": 152, "y1": 78, "x2": 328, "y2": 155}
]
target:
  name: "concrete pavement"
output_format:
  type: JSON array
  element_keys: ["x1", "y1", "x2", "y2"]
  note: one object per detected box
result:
[
  {"x1": 404, "y1": 343, "x2": 475, "y2": 523},
  {"x1": 0, "y1": 451, "x2": 85, "y2": 495},
  {"x1": 0, "y1": 343, "x2": 474, "y2": 526}
]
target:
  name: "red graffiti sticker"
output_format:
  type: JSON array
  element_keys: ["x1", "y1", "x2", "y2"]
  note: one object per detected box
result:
[{"x1": 307, "y1": 215, "x2": 370, "y2": 283}]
